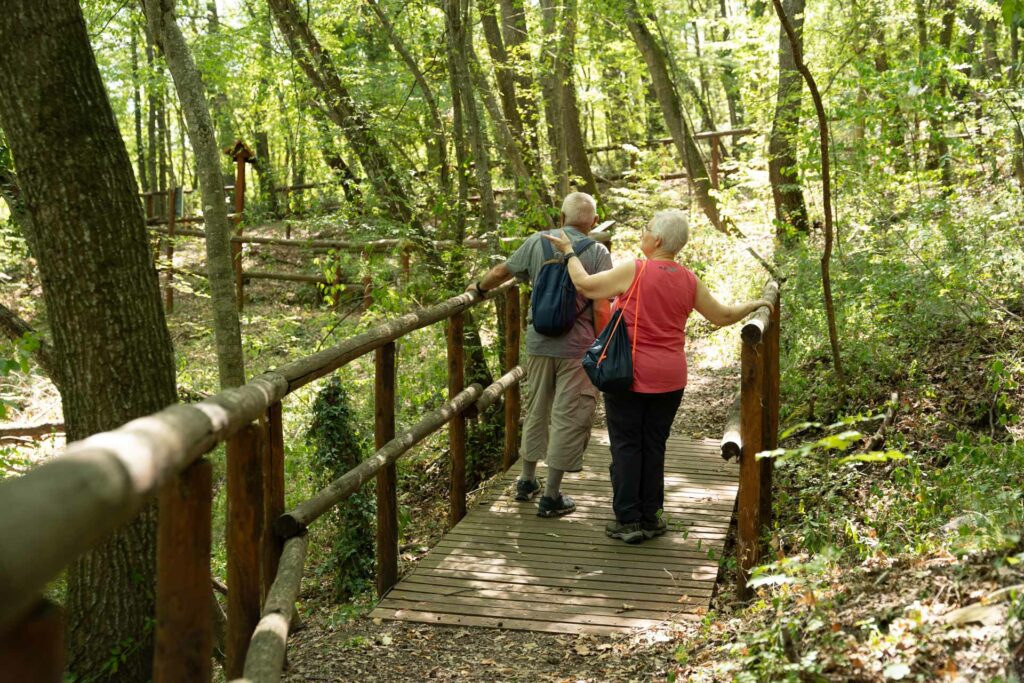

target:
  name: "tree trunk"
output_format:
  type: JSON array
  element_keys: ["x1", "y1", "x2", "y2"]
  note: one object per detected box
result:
[
  {"x1": 718, "y1": 0, "x2": 744, "y2": 128},
  {"x1": 558, "y1": 0, "x2": 597, "y2": 196},
  {"x1": 478, "y1": 0, "x2": 551, "y2": 210},
  {"x1": 444, "y1": 0, "x2": 470, "y2": 275},
  {"x1": 540, "y1": 0, "x2": 569, "y2": 196},
  {"x1": 132, "y1": 25, "x2": 147, "y2": 192},
  {"x1": 767, "y1": 0, "x2": 809, "y2": 236},
  {"x1": 623, "y1": 0, "x2": 721, "y2": 228},
  {"x1": 145, "y1": 35, "x2": 159, "y2": 200},
  {"x1": 928, "y1": 0, "x2": 957, "y2": 190},
  {"x1": 145, "y1": 0, "x2": 247, "y2": 389},
  {"x1": 770, "y1": 0, "x2": 844, "y2": 388},
  {"x1": 268, "y1": 0, "x2": 414, "y2": 226},
  {"x1": 203, "y1": 1, "x2": 236, "y2": 159},
  {"x1": 251, "y1": 5, "x2": 279, "y2": 215},
  {"x1": 1012, "y1": 22, "x2": 1024, "y2": 191},
  {"x1": 0, "y1": 4, "x2": 178, "y2": 682},
  {"x1": 499, "y1": 0, "x2": 545, "y2": 162},
  {"x1": 367, "y1": 0, "x2": 450, "y2": 200}
]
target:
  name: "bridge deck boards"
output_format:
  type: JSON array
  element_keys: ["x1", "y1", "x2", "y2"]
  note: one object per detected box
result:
[{"x1": 371, "y1": 430, "x2": 738, "y2": 635}]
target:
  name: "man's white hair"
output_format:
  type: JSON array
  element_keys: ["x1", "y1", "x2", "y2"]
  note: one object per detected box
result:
[
  {"x1": 649, "y1": 210, "x2": 689, "y2": 254},
  {"x1": 561, "y1": 192, "x2": 597, "y2": 227}
]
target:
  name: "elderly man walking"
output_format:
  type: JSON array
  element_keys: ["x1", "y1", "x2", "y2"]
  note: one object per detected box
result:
[{"x1": 467, "y1": 193, "x2": 612, "y2": 517}]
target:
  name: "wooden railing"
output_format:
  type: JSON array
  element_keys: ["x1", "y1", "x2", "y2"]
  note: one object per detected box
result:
[
  {"x1": 720, "y1": 280, "x2": 781, "y2": 598},
  {"x1": 0, "y1": 280, "x2": 524, "y2": 682}
]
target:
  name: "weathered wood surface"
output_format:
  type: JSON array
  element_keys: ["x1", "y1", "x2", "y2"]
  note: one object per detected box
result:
[
  {"x1": 372, "y1": 431, "x2": 738, "y2": 635},
  {"x1": 375, "y1": 343, "x2": 398, "y2": 597},
  {"x1": 236, "y1": 535, "x2": 308, "y2": 683}
]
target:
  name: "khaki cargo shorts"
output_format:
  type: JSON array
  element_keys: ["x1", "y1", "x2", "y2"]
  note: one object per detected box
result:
[{"x1": 521, "y1": 354, "x2": 598, "y2": 473}]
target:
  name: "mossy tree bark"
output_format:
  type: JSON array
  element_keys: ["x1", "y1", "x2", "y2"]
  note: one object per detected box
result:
[{"x1": 0, "y1": 2, "x2": 178, "y2": 680}]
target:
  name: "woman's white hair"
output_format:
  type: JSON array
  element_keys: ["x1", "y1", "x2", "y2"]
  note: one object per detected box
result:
[
  {"x1": 561, "y1": 192, "x2": 597, "y2": 226},
  {"x1": 648, "y1": 210, "x2": 689, "y2": 254}
]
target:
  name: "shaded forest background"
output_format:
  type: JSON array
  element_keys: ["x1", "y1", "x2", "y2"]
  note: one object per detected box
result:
[{"x1": 1, "y1": 0, "x2": 1023, "y2": 680}]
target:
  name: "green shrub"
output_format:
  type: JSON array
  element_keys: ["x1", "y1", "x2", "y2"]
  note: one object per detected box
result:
[{"x1": 305, "y1": 377, "x2": 376, "y2": 600}]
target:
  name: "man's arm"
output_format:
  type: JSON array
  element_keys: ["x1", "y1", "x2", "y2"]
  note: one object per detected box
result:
[{"x1": 466, "y1": 262, "x2": 513, "y2": 295}]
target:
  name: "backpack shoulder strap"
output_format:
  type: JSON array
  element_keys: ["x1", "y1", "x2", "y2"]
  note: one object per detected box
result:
[{"x1": 573, "y1": 238, "x2": 596, "y2": 258}]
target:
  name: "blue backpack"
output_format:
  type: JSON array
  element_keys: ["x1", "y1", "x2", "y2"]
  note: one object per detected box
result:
[{"x1": 531, "y1": 234, "x2": 596, "y2": 336}]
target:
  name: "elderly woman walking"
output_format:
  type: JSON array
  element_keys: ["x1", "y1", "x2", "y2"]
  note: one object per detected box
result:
[{"x1": 544, "y1": 210, "x2": 772, "y2": 543}]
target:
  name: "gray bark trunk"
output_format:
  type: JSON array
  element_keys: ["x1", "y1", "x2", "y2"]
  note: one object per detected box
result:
[
  {"x1": 0, "y1": 3, "x2": 178, "y2": 681},
  {"x1": 145, "y1": 0, "x2": 247, "y2": 389},
  {"x1": 558, "y1": 0, "x2": 597, "y2": 196},
  {"x1": 624, "y1": 0, "x2": 721, "y2": 228},
  {"x1": 767, "y1": 0, "x2": 809, "y2": 235}
]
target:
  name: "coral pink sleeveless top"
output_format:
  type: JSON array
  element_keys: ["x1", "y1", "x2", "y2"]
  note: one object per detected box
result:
[{"x1": 616, "y1": 259, "x2": 698, "y2": 394}]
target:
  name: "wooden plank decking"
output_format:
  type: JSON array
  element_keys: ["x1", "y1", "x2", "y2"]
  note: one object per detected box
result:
[{"x1": 371, "y1": 430, "x2": 739, "y2": 636}]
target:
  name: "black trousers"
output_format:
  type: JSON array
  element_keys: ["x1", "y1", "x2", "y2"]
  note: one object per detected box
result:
[{"x1": 604, "y1": 389, "x2": 684, "y2": 524}]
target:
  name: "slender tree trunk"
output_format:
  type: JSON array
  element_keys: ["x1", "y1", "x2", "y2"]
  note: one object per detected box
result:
[
  {"x1": 268, "y1": 0, "x2": 414, "y2": 225},
  {"x1": 1012, "y1": 22, "x2": 1024, "y2": 191},
  {"x1": 252, "y1": 6, "x2": 278, "y2": 215},
  {"x1": 478, "y1": 0, "x2": 551, "y2": 209},
  {"x1": 203, "y1": 1, "x2": 236, "y2": 159},
  {"x1": 456, "y1": 15, "x2": 499, "y2": 236},
  {"x1": 0, "y1": 4, "x2": 178, "y2": 682},
  {"x1": 145, "y1": 35, "x2": 159, "y2": 197},
  {"x1": 770, "y1": 0, "x2": 844, "y2": 386},
  {"x1": 145, "y1": 0, "x2": 246, "y2": 388},
  {"x1": 132, "y1": 25, "x2": 147, "y2": 192},
  {"x1": 558, "y1": 0, "x2": 597, "y2": 196},
  {"x1": 930, "y1": 0, "x2": 957, "y2": 189},
  {"x1": 623, "y1": 0, "x2": 721, "y2": 228},
  {"x1": 499, "y1": 0, "x2": 545, "y2": 162},
  {"x1": 366, "y1": 0, "x2": 450, "y2": 200},
  {"x1": 444, "y1": 0, "x2": 470, "y2": 289},
  {"x1": 540, "y1": 0, "x2": 569, "y2": 196},
  {"x1": 718, "y1": 0, "x2": 744, "y2": 128},
  {"x1": 767, "y1": 0, "x2": 809, "y2": 235}
]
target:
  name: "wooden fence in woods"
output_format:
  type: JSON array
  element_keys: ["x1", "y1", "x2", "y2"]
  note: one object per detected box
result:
[{"x1": 0, "y1": 279, "x2": 524, "y2": 682}]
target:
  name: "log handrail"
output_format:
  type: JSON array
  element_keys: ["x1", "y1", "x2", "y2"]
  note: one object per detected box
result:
[{"x1": 0, "y1": 281, "x2": 517, "y2": 636}]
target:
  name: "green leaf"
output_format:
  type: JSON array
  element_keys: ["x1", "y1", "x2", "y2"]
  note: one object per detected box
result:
[
  {"x1": 836, "y1": 450, "x2": 907, "y2": 464},
  {"x1": 1003, "y1": 0, "x2": 1024, "y2": 27}
]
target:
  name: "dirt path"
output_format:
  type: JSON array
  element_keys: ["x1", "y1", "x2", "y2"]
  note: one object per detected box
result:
[{"x1": 281, "y1": 336, "x2": 739, "y2": 682}]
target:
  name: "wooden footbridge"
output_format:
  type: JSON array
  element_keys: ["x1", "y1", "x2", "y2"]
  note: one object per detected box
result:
[{"x1": 0, "y1": 277, "x2": 780, "y2": 682}]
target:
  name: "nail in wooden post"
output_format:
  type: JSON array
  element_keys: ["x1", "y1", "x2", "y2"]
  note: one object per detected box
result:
[
  {"x1": 448, "y1": 313, "x2": 467, "y2": 526},
  {"x1": 165, "y1": 186, "x2": 176, "y2": 313},
  {"x1": 710, "y1": 136, "x2": 721, "y2": 189},
  {"x1": 0, "y1": 600, "x2": 64, "y2": 683},
  {"x1": 375, "y1": 342, "x2": 398, "y2": 596},
  {"x1": 226, "y1": 423, "x2": 264, "y2": 678},
  {"x1": 503, "y1": 286, "x2": 521, "y2": 470},
  {"x1": 154, "y1": 459, "x2": 212, "y2": 683},
  {"x1": 262, "y1": 405, "x2": 286, "y2": 602},
  {"x1": 760, "y1": 295, "x2": 781, "y2": 529},
  {"x1": 737, "y1": 338, "x2": 764, "y2": 599}
]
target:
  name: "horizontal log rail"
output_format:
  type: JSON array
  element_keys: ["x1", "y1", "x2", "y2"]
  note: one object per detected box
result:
[{"x1": 586, "y1": 127, "x2": 755, "y2": 154}]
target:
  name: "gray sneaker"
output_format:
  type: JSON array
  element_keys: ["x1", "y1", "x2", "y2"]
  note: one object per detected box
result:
[
  {"x1": 537, "y1": 493, "x2": 576, "y2": 517},
  {"x1": 514, "y1": 478, "x2": 541, "y2": 501},
  {"x1": 641, "y1": 518, "x2": 667, "y2": 539},
  {"x1": 605, "y1": 520, "x2": 644, "y2": 544}
]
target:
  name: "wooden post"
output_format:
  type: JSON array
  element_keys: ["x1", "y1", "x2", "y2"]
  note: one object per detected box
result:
[
  {"x1": 0, "y1": 600, "x2": 64, "y2": 683},
  {"x1": 226, "y1": 423, "x2": 264, "y2": 678},
  {"x1": 361, "y1": 250, "x2": 372, "y2": 312},
  {"x1": 710, "y1": 135, "x2": 721, "y2": 189},
  {"x1": 503, "y1": 285, "x2": 521, "y2": 470},
  {"x1": 228, "y1": 142, "x2": 253, "y2": 311},
  {"x1": 145, "y1": 192, "x2": 155, "y2": 223},
  {"x1": 401, "y1": 245, "x2": 411, "y2": 283},
  {"x1": 375, "y1": 342, "x2": 398, "y2": 596},
  {"x1": 447, "y1": 313, "x2": 467, "y2": 526},
  {"x1": 737, "y1": 338, "x2": 764, "y2": 598},
  {"x1": 760, "y1": 293, "x2": 781, "y2": 527},
  {"x1": 165, "y1": 186, "x2": 176, "y2": 313},
  {"x1": 154, "y1": 459, "x2": 212, "y2": 683},
  {"x1": 262, "y1": 404, "x2": 286, "y2": 602}
]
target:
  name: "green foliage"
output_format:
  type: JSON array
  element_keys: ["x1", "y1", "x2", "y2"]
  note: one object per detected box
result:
[{"x1": 306, "y1": 377, "x2": 376, "y2": 600}]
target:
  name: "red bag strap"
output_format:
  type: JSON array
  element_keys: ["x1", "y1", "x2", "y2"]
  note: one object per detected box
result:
[{"x1": 597, "y1": 260, "x2": 647, "y2": 365}]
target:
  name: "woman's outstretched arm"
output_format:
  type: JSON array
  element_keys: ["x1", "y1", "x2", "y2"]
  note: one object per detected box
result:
[
  {"x1": 693, "y1": 279, "x2": 774, "y2": 327},
  {"x1": 542, "y1": 230, "x2": 635, "y2": 299}
]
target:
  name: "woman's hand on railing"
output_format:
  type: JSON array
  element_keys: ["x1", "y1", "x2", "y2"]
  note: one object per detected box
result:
[{"x1": 749, "y1": 298, "x2": 774, "y2": 315}]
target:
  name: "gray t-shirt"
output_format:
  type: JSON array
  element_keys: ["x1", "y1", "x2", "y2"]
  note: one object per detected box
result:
[{"x1": 505, "y1": 227, "x2": 613, "y2": 359}]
